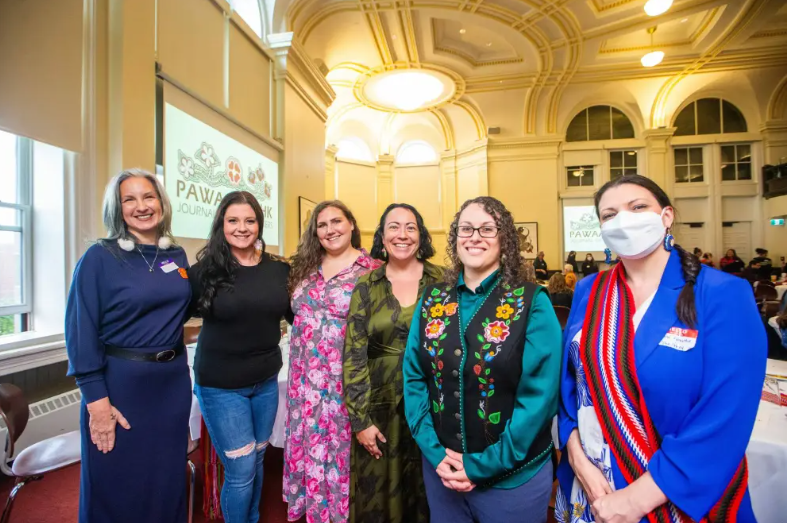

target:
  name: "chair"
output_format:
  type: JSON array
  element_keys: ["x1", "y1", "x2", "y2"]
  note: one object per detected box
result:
[
  {"x1": 755, "y1": 285, "x2": 778, "y2": 303},
  {"x1": 756, "y1": 280, "x2": 776, "y2": 288},
  {"x1": 0, "y1": 384, "x2": 81, "y2": 523},
  {"x1": 553, "y1": 306, "x2": 571, "y2": 330}
]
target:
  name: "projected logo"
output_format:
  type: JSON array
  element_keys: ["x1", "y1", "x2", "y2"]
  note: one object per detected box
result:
[
  {"x1": 176, "y1": 143, "x2": 274, "y2": 205},
  {"x1": 564, "y1": 206, "x2": 606, "y2": 252},
  {"x1": 165, "y1": 103, "x2": 279, "y2": 244}
]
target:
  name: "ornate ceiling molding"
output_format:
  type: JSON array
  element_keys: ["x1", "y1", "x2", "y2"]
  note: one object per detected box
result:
[
  {"x1": 430, "y1": 19, "x2": 524, "y2": 68},
  {"x1": 768, "y1": 76, "x2": 787, "y2": 121},
  {"x1": 429, "y1": 107, "x2": 456, "y2": 150},
  {"x1": 598, "y1": 7, "x2": 720, "y2": 54},
  {"x1": 650, "y1": 0, "x2": 772, "y2": 128}
]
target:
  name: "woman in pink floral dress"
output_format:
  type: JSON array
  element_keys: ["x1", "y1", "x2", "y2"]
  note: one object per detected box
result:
[{"x1": 285, "y1": 201, "x2": 381, "y2": 523}]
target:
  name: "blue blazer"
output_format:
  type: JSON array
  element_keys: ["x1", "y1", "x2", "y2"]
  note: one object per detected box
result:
[{"x1": 557, "y1": 249, "x2": 766, "y2": 522}]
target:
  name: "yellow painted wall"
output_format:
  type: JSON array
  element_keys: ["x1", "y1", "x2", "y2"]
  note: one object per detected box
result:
[
  {"x1": 283, "y1": 85, "x2": 327, "y2": 256},
  {"x1": 488, "y1": 158, "x2": 562, "y2": 270},
  {"x1": 336, "y1": 160, "x2": 378, "y2": 250}
]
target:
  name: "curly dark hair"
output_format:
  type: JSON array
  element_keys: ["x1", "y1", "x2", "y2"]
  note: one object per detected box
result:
[
  {"x1": 370, "y1": 203, "x2": 435, "y2": 261},
  {"x1": 445, "y1": 196, "x2": 526, "y2": 288},
  {"x1": 193, "y1": 191, "x2": 266, "y2": 317},
  {"x1": 594, "y1": 174, "x2": 700, "y2": 328},
  {"x1": 288, "y1": 200, "x2": 362, "y2": 294}
]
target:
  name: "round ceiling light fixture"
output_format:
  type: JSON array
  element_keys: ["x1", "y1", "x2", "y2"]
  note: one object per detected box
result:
[
  {"x1": 357, "y1": 67, "x2": 462, "y2": 113},
  {"x1": 644, "y1": 0, "x2": 673, "y2": 16}
]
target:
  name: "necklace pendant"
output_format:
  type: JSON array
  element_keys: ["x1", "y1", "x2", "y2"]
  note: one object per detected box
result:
[{"x1": 149, "y1": 268, "x2": 153, "y2": 273}]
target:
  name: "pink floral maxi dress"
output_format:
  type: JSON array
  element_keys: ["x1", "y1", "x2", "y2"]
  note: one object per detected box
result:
[{"x1": 283, "y1": 252, "x2": 381, "y2": 523}]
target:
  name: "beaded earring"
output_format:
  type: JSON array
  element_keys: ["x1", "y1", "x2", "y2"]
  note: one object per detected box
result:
[{"x1": 663, "y1": 229, "x2": 675, "y2": 252}]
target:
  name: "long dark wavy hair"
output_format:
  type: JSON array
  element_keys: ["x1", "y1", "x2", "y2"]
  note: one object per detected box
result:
[
  {"x1": 594, "y1": 174, "x2": 700, "y2": 328},
  {"x1": 370, "y1": 203, "x2": 435, "y2": 261},
  {"x1": 288, "y1": 200, "x2": 362, "y2": 294},
  {"x1": 445, "y1": 196, "x2": 526, "y2": 288},
  {"x1": 194, "y1": 191, "x2": 266, "y2": 317}
]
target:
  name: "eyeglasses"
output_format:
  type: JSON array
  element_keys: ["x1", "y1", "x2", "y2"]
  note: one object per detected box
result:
[{"x1": 456, "y1": 225, "x2": 500, "y2": 238}]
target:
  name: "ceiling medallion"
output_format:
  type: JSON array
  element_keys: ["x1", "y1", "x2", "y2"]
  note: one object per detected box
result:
[{"x1": 354, "y1": 64, "x2": 465, "y2": 113}]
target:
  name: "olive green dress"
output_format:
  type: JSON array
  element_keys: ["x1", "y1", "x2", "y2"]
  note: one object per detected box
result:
[{"x1": 343, "y1": 261, "x2": 443, "y2": 523}]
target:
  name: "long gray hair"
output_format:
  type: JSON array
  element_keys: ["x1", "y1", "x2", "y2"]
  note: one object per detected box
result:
[{"x1": 100, "y1": 168, "x2": 176, "y2": 246}]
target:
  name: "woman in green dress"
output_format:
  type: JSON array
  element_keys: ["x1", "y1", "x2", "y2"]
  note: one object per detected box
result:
[{"x1": 343, "y1": 203, "x2": 442, "y2": 523}]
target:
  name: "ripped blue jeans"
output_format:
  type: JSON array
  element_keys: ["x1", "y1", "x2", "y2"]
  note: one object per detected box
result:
[{"x1": 194, "y1": 375, "x2": 279, "y2": 523}]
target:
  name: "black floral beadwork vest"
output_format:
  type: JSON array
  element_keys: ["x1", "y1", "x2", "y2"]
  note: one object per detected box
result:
[{"x1": 417, "y1": 279, "x2": 553, "y2": 458}]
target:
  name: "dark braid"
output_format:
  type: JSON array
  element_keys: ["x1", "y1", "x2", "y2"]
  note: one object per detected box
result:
[
  {"x1": 594, "y1": 174, "x2": 700, "y2": 328},
  {"x1": 673, "y1": 244, "x2": 701, "y2": 328}
]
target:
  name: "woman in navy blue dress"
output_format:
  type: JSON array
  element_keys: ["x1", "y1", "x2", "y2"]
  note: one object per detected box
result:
[{"x1": 66, "y1": 169, "x2": 192, "y2": 523}]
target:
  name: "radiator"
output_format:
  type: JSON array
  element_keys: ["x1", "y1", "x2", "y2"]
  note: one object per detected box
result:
[{"x1": 0, "y1": 389, "x2": 82, "y2": 460}]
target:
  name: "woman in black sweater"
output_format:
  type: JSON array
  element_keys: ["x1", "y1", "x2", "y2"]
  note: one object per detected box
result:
[
  {"x1": 188, "y1": 191, "x2": 292, "y2": 523},
  {"x1": 580, "y1": 253, "x2": 599, "y2": 277}
]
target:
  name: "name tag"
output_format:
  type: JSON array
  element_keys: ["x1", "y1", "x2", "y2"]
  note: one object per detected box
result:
[
  {"x1": 159, "y1": 259, "x2": 179, "y2": 273},
  {"x1": 659, "y1": 327, "x2": 698, "y2": 352}
]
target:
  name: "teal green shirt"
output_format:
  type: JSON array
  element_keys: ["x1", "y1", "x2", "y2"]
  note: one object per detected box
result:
[{"x1": 403, "y1": 270, "x2": 562, "y2": 488}]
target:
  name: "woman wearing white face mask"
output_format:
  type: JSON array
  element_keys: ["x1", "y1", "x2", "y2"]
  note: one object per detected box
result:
[{"x1": 555, "y1": 175, "x2": 765, "y2": 523}]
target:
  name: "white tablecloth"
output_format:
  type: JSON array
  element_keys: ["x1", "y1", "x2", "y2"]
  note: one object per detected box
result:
[
  {"x1": 186, "y1": 337, "x2": 291, "y2": 448},
  {"x1": 747, "y1": 359, "x2": 787, "y2": 523},
  {"x1": 776, "y1": 284, "x2": 787, "y2": 301}
]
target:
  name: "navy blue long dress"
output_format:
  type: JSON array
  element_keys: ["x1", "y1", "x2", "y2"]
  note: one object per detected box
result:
[{"x1": 65, "y1": 242, "x2": 192, "y2": 523}]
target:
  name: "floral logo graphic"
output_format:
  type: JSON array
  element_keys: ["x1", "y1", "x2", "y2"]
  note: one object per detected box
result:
[
  {"x1": 443, "y1": 303, "x2": 458, "y2": 316},
  {"x1": 226, "y1": 158, "x2": 242, "y2": 185},
  {"x1": 179, "y1": 157, "x2": 194, "y2": 177},
  {"x1": 200, "y1": 145, "x2": 218, "y2": 168},
  {"x1": 495, "y1": 303, "x2": 514, "y2": 320},
  {"x1": 175, "y1": 141, "x2": 274, "y2": 202},
  {"x1": 484, "y1": 321, "x2": 510, "y2": 344},
  {"x1": 425, "y1": 319, "x2": 446, "y2": 340}
]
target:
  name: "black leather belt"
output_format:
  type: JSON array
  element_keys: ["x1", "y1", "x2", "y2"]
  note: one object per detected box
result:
[{"x1": 106, "y1": 345, "x2": 184, "y2": 363}]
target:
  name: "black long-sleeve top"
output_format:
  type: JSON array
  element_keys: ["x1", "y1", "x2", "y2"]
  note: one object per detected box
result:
[{"x1": 188, "y1": 254, "x2": 294, "y2": 389}]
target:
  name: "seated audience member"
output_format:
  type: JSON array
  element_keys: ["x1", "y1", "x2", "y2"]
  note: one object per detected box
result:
[
  {"x1": 693, "y1": 247, "x2": 703, "y2": 258},
  {"x1": 548, "y1": 273, "x2": 573, "y2": 309},
  {"x1": 580, "y1": 253, "x2": 599, "y2": 277},
  {"x1": 720, "y1": 249, "x2": 745, "y2": 274},
  {"x1": 700, "y1": 252, "x2": 715, "y2": 268},
  {"x1": 534, "y1": 251, "x2": 548, "y2": 280},
  {"x1": 749, "y1": 248, "x2": 773, "y2": 279},
  {"x1": 563, "y1": 264, "x2": 577, "y2": 291}
]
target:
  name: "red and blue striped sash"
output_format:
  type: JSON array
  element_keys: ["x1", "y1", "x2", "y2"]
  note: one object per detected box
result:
[{"x1": 578, "y1": 264, "x2": 748, "y2": 523}]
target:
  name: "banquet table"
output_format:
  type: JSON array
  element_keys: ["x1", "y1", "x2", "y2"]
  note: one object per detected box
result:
[
  {"x1": 747, "y1": 358, "x2": 787, "y2": 523},
  {"x1": 186, "y1": 333, "x2": 291, "y2": 448},
  {"x1": 775, "y1": 284, "x2": 787, "y2": 301}
]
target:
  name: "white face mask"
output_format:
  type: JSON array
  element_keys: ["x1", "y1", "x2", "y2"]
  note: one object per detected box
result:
[{"x1": 601, "y1": 209, "x2": 667, "y2": 260}]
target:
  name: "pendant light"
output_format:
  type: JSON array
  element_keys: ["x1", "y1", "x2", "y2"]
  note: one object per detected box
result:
[{"x1": 641, "y1": 27, "x2": 664, "y2": 68}]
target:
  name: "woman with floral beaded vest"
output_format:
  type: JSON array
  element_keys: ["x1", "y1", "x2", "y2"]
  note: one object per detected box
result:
[{"x1": 403, "y1": 196, "x2": 562, "y2": 523}]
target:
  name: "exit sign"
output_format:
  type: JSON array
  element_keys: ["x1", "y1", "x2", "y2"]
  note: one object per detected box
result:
[{"x1": 770, "y1": 219, "x2": 785, "y2": 226}]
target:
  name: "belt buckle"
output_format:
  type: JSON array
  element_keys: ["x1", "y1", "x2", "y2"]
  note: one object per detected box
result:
[{"x1": 155, "y1": 349, "x2": 176, "y2": 362}]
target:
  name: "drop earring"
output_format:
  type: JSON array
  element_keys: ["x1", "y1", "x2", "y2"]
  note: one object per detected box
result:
[{"x1": 663, "y1": 229, "x2": 675, "y2": 252}]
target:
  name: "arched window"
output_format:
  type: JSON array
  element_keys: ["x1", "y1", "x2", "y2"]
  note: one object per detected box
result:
[
  {"x1": 229, "y1": 0, "x2": 264, "y2": 38},
  {"x1": 396, "y1": 140, "x2": 437, "y2": 164},
  {"x1": 673, "y1": 98, "x2": 747, "y2": 136},
  {"x1": 566, "y1": 106, "x2": 635, "y2": 142},
  {"x1": 336, "y1": 137, "x2": 374, "y2": 162}
]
